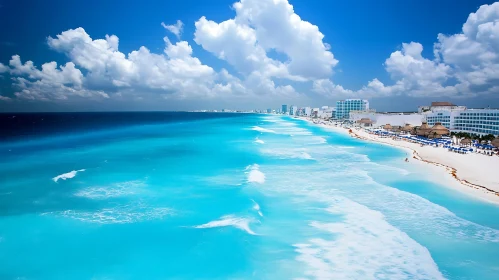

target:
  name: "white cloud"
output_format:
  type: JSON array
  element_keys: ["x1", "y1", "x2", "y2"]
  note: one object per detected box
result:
[
  {"x1": 0, "y1": 62, "x2": 7, "y2": 73},
  {"x1": 4, "y1": 1, "x2": 499, "y2": 104},
  {"x1": 194, "y1": 0, "x2": 336, "y2": 81},
  {"x1": 315, "y1": 3, "x2": 499, "y2": 99},
  {"x1": 46, "y1": 27, "x2": 218, "y2": 99},
  {"x1": 434, "y1": 2, "x2": 499, "y2": 96},
  {"x1": 1, "y1": 21, "x2": 305, "y2": 102},
  {"x1": 316, "y1": 2, "x2": 499, "y2": 100},
  {"x1": 0, "y1": 95, "x2": 11, "y2": 101},
  {"x1": 6, "y1": 55, "x2": 108, "y2": 100},
  {"x1": 313, "y1": 78, "x2": 404, "y2": 99},
  {"x1": 162, "y1": 20, "x2": 184, "y2": 39}
]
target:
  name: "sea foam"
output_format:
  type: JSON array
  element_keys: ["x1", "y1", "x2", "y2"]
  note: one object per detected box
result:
[
  {"x1": 294, "y1": 197, "x2": 445, "y2": 279},
  {"x1": 251, "y1": 199, "x2": 263, "y2": 217},
  {"x1": 52, "y1": 169, "x2": 86, "y2": 182},
  {"x1": 194, "y1": 215, "x2": 256, "y2": 235},
  {"x1": 251, "y1": 126, "x2": 276, "y2": 134},
  {"x1": 246, "y1": 164, "x2": 265, "y2": 184},
  {"x1": 44, "y1": 203, "x2": 173, "y2": 224},
  {"x1": 260, "y1": 148, "x2": 313, "y2": 160},
  {"x1": 255, "y1": 138, "x2": 265, "y2": 144},
  {"x1": 75, "y1": 180, "x2": 146, "y2": 199}
]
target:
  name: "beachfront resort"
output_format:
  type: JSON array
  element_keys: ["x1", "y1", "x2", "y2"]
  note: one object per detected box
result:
[
  {"x1": 261, "y1": 100, "x2": 499, "y2": 201},
  {"x1": 267, "y1": 100, "x2": 499, "y2": 156}
]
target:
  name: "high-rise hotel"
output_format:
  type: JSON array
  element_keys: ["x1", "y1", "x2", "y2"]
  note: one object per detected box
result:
[
  {"x1": 335, "y1": 99, "x2": 369, "y2": 119},
  {"x1": 281, "y1": 104, "x2": 288, "y2": 114}
]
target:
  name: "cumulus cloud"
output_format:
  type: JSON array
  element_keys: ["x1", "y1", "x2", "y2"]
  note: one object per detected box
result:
[
  {"x1": 0, "y1": 62, "x2": 8, "y2": 73},
  {"x1": 162, "y1": 20, "x2": 184, "y2": 39},
  {"x1": 3, "y1": 0, "x2": 499, "y2": 104},
  {"x1": 0, "y1": 26, "x2": 218, "y2": 101},
  {"x1": 1, "y1": 18, "x2": 304, "y2": 102},
  {"x1": 194, "y1": 0, "x2": 336, "y2": 81},
  {"x1": 6, "y1": 55, "x2": 108, "y2": 100},
  {"x1": 313, "y1": 42, "x2": 454, "y2": 99},
  {"x1": 316, "y1": 3, "x2": 499, "y2": 99},
  {"x1": 434, "y1": 2, "x2": 499, "y2": 96}
]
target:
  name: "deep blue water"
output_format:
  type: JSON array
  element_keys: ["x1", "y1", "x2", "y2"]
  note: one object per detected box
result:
[{"x1": 1, "y1": 112, "x2": 498, "y2": 279}]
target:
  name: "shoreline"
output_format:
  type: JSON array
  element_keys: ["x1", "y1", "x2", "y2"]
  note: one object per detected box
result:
[{"x1": 296, "y1": 116, "x2": 499, "y2": 204}]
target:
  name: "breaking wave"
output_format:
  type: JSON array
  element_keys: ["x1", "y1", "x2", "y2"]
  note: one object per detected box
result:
[
  {"x1": 194, "y1": 215, "x2": 256, "y2": 235},
  {"x1": 53, "y1": 169, "x2": 86, "y2": 182},
  {"x1": 246, "y1": 164, "x2": 265, "y2": 184}
]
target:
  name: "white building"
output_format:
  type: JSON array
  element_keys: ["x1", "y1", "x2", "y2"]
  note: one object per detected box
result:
[
  {"x1": 349, "y1": 110, "x2": 424, "y2": 127},
  {"x1": 452, "y1": 109, "x2": 499, "y2": 136},
  {"x1": 318, "y1": 107, "x2": 335, "y2": 119},
  {"x1": 304, "y1": 107, "x2": 312, "y2": 116},
  {"x1": 290, "y1": 105, "x2": 298, "y2": 116},
  {"x1": 335, "y1": 99, "x2": 369, "y2": 119},
  {"x1": 423, "y1": 106, "x2": 499, "y2": 136}
]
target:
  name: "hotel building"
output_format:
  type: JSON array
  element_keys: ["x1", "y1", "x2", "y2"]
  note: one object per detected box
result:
[
  {"x1": 335, "y1": 99, "x2": 369, "y2": 119},
  {"x1": 282, "y1": 104, "x2": 288, "y2": 114},
  {"x1": 422, "y1": 102, "x2": 499, "y2": 136}
]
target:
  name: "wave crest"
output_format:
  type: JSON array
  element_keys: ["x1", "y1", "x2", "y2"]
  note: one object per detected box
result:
[
  {"x1": 53, "y1": 169, "x2": 86, "y2": 182},
  {"x1": 194, "y1": 215, "x2": 256, "y2": 235},
  {"x1": 246, "y1": 164, "x2": 265, "y2": 184},
  {"x1": 251, "y1": 126, "x2": 276, "y2": 134}
]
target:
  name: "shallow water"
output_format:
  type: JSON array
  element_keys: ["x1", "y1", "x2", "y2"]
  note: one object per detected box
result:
[{"x1": 1, "y1": 113, "x2": 498, "y2": 279}]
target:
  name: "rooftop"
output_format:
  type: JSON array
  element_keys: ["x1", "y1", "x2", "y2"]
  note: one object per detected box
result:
[{"x1": 431, "y1": 102, "x2": 455, "y2": 107}]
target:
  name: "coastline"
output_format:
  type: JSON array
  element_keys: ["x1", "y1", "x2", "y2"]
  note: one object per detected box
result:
[{"x1": 296, "y1": 116, "x2": 499, "y2": 204}]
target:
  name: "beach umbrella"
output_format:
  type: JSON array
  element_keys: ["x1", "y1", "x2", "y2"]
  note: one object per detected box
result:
[
  {"x1": 429, "y1": 122, "x2": 450, "y2": 137},
  {"x1": 417, "y1": 122, "x2": 432, "y2": 137},
  {"x1": 383, "y1": 124, "x2": 393, "y2": 131},
  {"x1": 460, "y1": 138, "x2": 471, "y2": 146},
  {"x1": 492, "y1": 137, "x2": 499, "y2": 148},
  {"x1": 357, "y1": 118, "x2": 373, "y2": 127},
  {"x1": 401, "y1": 123, "x2": 414, "y2": 133}
]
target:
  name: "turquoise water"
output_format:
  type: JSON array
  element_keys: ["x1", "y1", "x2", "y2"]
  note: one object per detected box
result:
[{"x1": 1, "y1": 113, "x2": 499, "y2": 279}]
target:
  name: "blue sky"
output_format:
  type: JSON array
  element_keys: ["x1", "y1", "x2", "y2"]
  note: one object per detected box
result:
[{"x1": 1, "y1": 0, "x2": 498, "y2": 112}]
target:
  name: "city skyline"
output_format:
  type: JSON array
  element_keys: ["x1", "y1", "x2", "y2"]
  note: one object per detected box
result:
[{"x1": 1, "y1": 0, "x2": 499, "y2": 112}]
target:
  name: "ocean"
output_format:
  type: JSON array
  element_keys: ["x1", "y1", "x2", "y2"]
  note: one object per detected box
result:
[{"x1": 1, "y1": 112, "x2": 498, "y2": 279}]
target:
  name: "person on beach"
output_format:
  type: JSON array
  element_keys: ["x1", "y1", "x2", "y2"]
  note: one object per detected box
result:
[{"x1": 405, "y1": 158, "x2": 409, "y2": 162}]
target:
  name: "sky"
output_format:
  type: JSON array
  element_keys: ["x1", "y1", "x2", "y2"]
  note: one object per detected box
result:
[{"x1": 1, "y1": 0, "x2": 499, "y2": 112}]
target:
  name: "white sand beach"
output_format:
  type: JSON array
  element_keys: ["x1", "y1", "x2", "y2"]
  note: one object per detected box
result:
[{"x1": 298, "y1": 117, "x2": 499, "y2": 204}]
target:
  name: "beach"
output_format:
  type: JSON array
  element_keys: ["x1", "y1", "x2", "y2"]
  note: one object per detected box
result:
[{"x1": 298, "y1": 116, "x2": 499, "y2": 204}]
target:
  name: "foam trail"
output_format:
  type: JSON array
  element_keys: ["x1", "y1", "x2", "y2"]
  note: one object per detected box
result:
[
  {"x1": 294, "y1": 197, "x2": 445, "y2": 279},
  {"x1": 75, "y1": 180, "x2": 146, "y2": 199},
  {"x1": 53, "y1": 169, "x2": 86, "y2": 182},
  {"x1": 260, "y1": 148, "x2": 313, "y2": 160},
  {"x1": 246, "y1": 164, "x2": 265, "y2": 184},
  {"x1": 255, "y1": 138, "x2": 265, "y2": 144},
  {"x1": 251, "y1": 126, "x2": 276, "y2": 134},
  {"x1": 251, "y1": 199, "x2": 263, "y2": 217},
  {"x1": 194, "y1": 215, "x2": 256, "y2": 235},
  {"x1": 44, "y1": 204, "x2": 173, "y2": 224}
]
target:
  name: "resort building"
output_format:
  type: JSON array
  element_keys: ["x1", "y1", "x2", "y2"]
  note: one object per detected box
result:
[
  {"x1": 452, "y1": 109, "x2": 499, "y2": 136},
  {"x1": 421, "y1": 102, "x2": 499, "y2": 136},
  {"x1": 349, "y1": 110, "x2": 424, "y2": 127},
  {"x1": 335, "y1": 99, "x2": 369, "y2": 119},
  {"x1": 290, "y1": 105, "x2": 298, "y2": 116},
  {"x1": 318, "y1": 107, "x2": 335, "y2": 119},
  {"x1": 282, "y1": 104, "x2": 288, "y2": 114},
  {"x1": 304, "y1": 107, "x2": 312, "y2": 117},
  {"x1": 311, "y1": 108, "x2": 320, "y2": 118}
]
